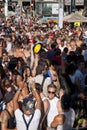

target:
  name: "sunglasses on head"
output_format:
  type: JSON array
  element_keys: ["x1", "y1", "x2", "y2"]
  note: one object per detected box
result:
[{"x1": 48, "y1": 91, "x2": 55, "y2": 94}]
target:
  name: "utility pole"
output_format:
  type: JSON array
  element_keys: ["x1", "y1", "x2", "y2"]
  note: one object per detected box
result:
[
  {"x1": 58, "y1": 0, "x2": 64, "y2": 29},
  {"x1": 4, "y1": 0, "x2": 8, "y2": 20}
]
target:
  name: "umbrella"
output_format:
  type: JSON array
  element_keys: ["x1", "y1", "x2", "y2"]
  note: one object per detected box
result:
[
  {"x1": 63, "y1": 12, "x2": 87, "y2": 23},
  {"x1": 8, "y1": 11, "x2": 16, "y2": 16}
]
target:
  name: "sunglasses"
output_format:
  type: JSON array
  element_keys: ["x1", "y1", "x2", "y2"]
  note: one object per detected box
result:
[{"x1": 48, "y1": 91, "x2": 55, "y2": 94}]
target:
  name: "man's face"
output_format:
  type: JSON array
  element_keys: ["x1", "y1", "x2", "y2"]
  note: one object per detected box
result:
[{"x1": 47, "y1": 87, "x2": 56, "y2": 100}]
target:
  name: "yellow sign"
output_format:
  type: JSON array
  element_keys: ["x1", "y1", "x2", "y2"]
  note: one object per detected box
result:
[{"x1": 74, "y1": 22, "x2": 80, "y2": 26}]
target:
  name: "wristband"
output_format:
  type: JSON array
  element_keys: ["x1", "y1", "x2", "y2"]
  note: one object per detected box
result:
[
  {"x1": 32, "y1": 88, "x2": 36, "y2": 91},
  {"x1": 17, "y1": 88, "x2": 22, "y2": 92}
]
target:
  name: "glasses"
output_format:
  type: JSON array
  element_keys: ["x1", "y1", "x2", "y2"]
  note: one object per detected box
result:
[{"x1": 48, "y1": 91, "x2": 55, "y2": 94}]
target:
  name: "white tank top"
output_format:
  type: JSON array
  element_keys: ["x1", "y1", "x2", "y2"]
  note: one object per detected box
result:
[
  {"x1": 57, "y1": 108, "x2": 75, "y2": 130},
  {"x1": 47, "y1": 96, "x2": 59, "y2": 127}
]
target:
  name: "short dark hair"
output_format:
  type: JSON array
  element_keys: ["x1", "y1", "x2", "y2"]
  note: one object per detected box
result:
[
  {"x1": 61, "y1": 94, "x2": 71, "y2": 110},
  {"x1": 35, "y1": 83, "x2": 43, "y2": 92},
  {"x1": 63, "y1": 47, "x2": 68, "y2": 53},
  {"x1": 36, "y1": 64, "x2": 45, "y2": 75}
]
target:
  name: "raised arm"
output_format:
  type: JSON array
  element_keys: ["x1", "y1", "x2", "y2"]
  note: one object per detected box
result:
[
  {"x1": 30, "y1": 44, "x2": 34, "y2": 69},
  {"x1": 30, "y1": 81, "x2": 41, "y2": 110},
  {"x1": 51, "y1": 114, "x2": 65, "y2": 128},
  {"x1": 13, "y1": 81, "x2": 25, "y2": 111},
  {"x1": 32, "y1": 54, "x2": 39, "y2": 76}
]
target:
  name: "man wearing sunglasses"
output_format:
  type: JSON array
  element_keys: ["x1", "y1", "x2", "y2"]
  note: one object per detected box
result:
[{"x1": 47, "y1": 83, "x2": 59, "y2": 130}]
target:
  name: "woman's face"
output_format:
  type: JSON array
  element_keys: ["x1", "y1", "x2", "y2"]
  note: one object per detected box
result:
[
  {"x1": 26, "y1": 68, "x2": 31, "y2": 76},
  {"x1": 17, "y1": 61, "x2": 22, "y2": 67}
]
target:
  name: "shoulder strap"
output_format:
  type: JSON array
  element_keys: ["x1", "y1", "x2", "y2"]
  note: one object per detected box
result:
[
  {"x1": 42, "y1": 77, "x2": 45, "y2": 87},
  {"x1": 5, "y1": 109, "x2": 12, "y2": 118},
  {"x1": 22, "y1": 112, "x2": 34, "y2": 130},
  {"x1": 39, "y1": 105, "x2": 50, "y2": 130}
]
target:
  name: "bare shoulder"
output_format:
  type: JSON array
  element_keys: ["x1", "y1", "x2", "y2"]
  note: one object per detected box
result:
[
  {"x1": 51, "y1": 114, "x2": 65, "y2": 128},
  {"x1": 1, "y1": 110, "x2": 9, "y2": 123},
  {"x1": 1, "y1": 110, "x2": 8, "y2": 117},
  {"x1": 43, "y1": 98, "x2": 49, "y2": 104},
  {"x1": 54, "y1": 114, "x2": 65, "y2": 125}
]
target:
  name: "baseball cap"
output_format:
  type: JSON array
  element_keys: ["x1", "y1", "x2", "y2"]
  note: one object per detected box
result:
[
  {"x1": 23, "y1": 96, "x2": 35, "y2": 113},
  {"x1": 4, "y1": 92, "x2": 14, "y2": 104}
]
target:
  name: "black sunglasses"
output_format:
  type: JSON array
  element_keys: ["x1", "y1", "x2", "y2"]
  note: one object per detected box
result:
[{"x1": 48, "y1": 91, "x2": 55, "y2": 94}]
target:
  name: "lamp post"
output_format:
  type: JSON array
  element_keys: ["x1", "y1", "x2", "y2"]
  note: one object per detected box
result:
[
  {"x1": 58, "y1": 0, "x2": 64, "y2": 29},
  {"x1": 4, "y1": 0, "x2": 8, "y2": 20}
]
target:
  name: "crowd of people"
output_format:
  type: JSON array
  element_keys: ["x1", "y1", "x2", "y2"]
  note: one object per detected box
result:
[{"x1": 0, "y1": 11, "x2": 87, "y2": 130}]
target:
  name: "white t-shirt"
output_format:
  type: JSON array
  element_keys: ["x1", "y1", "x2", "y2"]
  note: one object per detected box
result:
[
  {"x1": 47, "y1": 96, "x2": 59, "y2": 127},
  {"x1": 6, "y1": 42, "x2": 12, "y2": 52},
  {"x1": 15, "y1": 109, "x2": 41, "y2": 130}
]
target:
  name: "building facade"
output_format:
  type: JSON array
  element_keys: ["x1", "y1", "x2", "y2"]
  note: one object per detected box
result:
[
  {"x1": 35, "y1": 0, "x2": 85, "y2": 16},
  {"x1": 0, "y1": 0, "x2": 85, "y2": 16}
]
